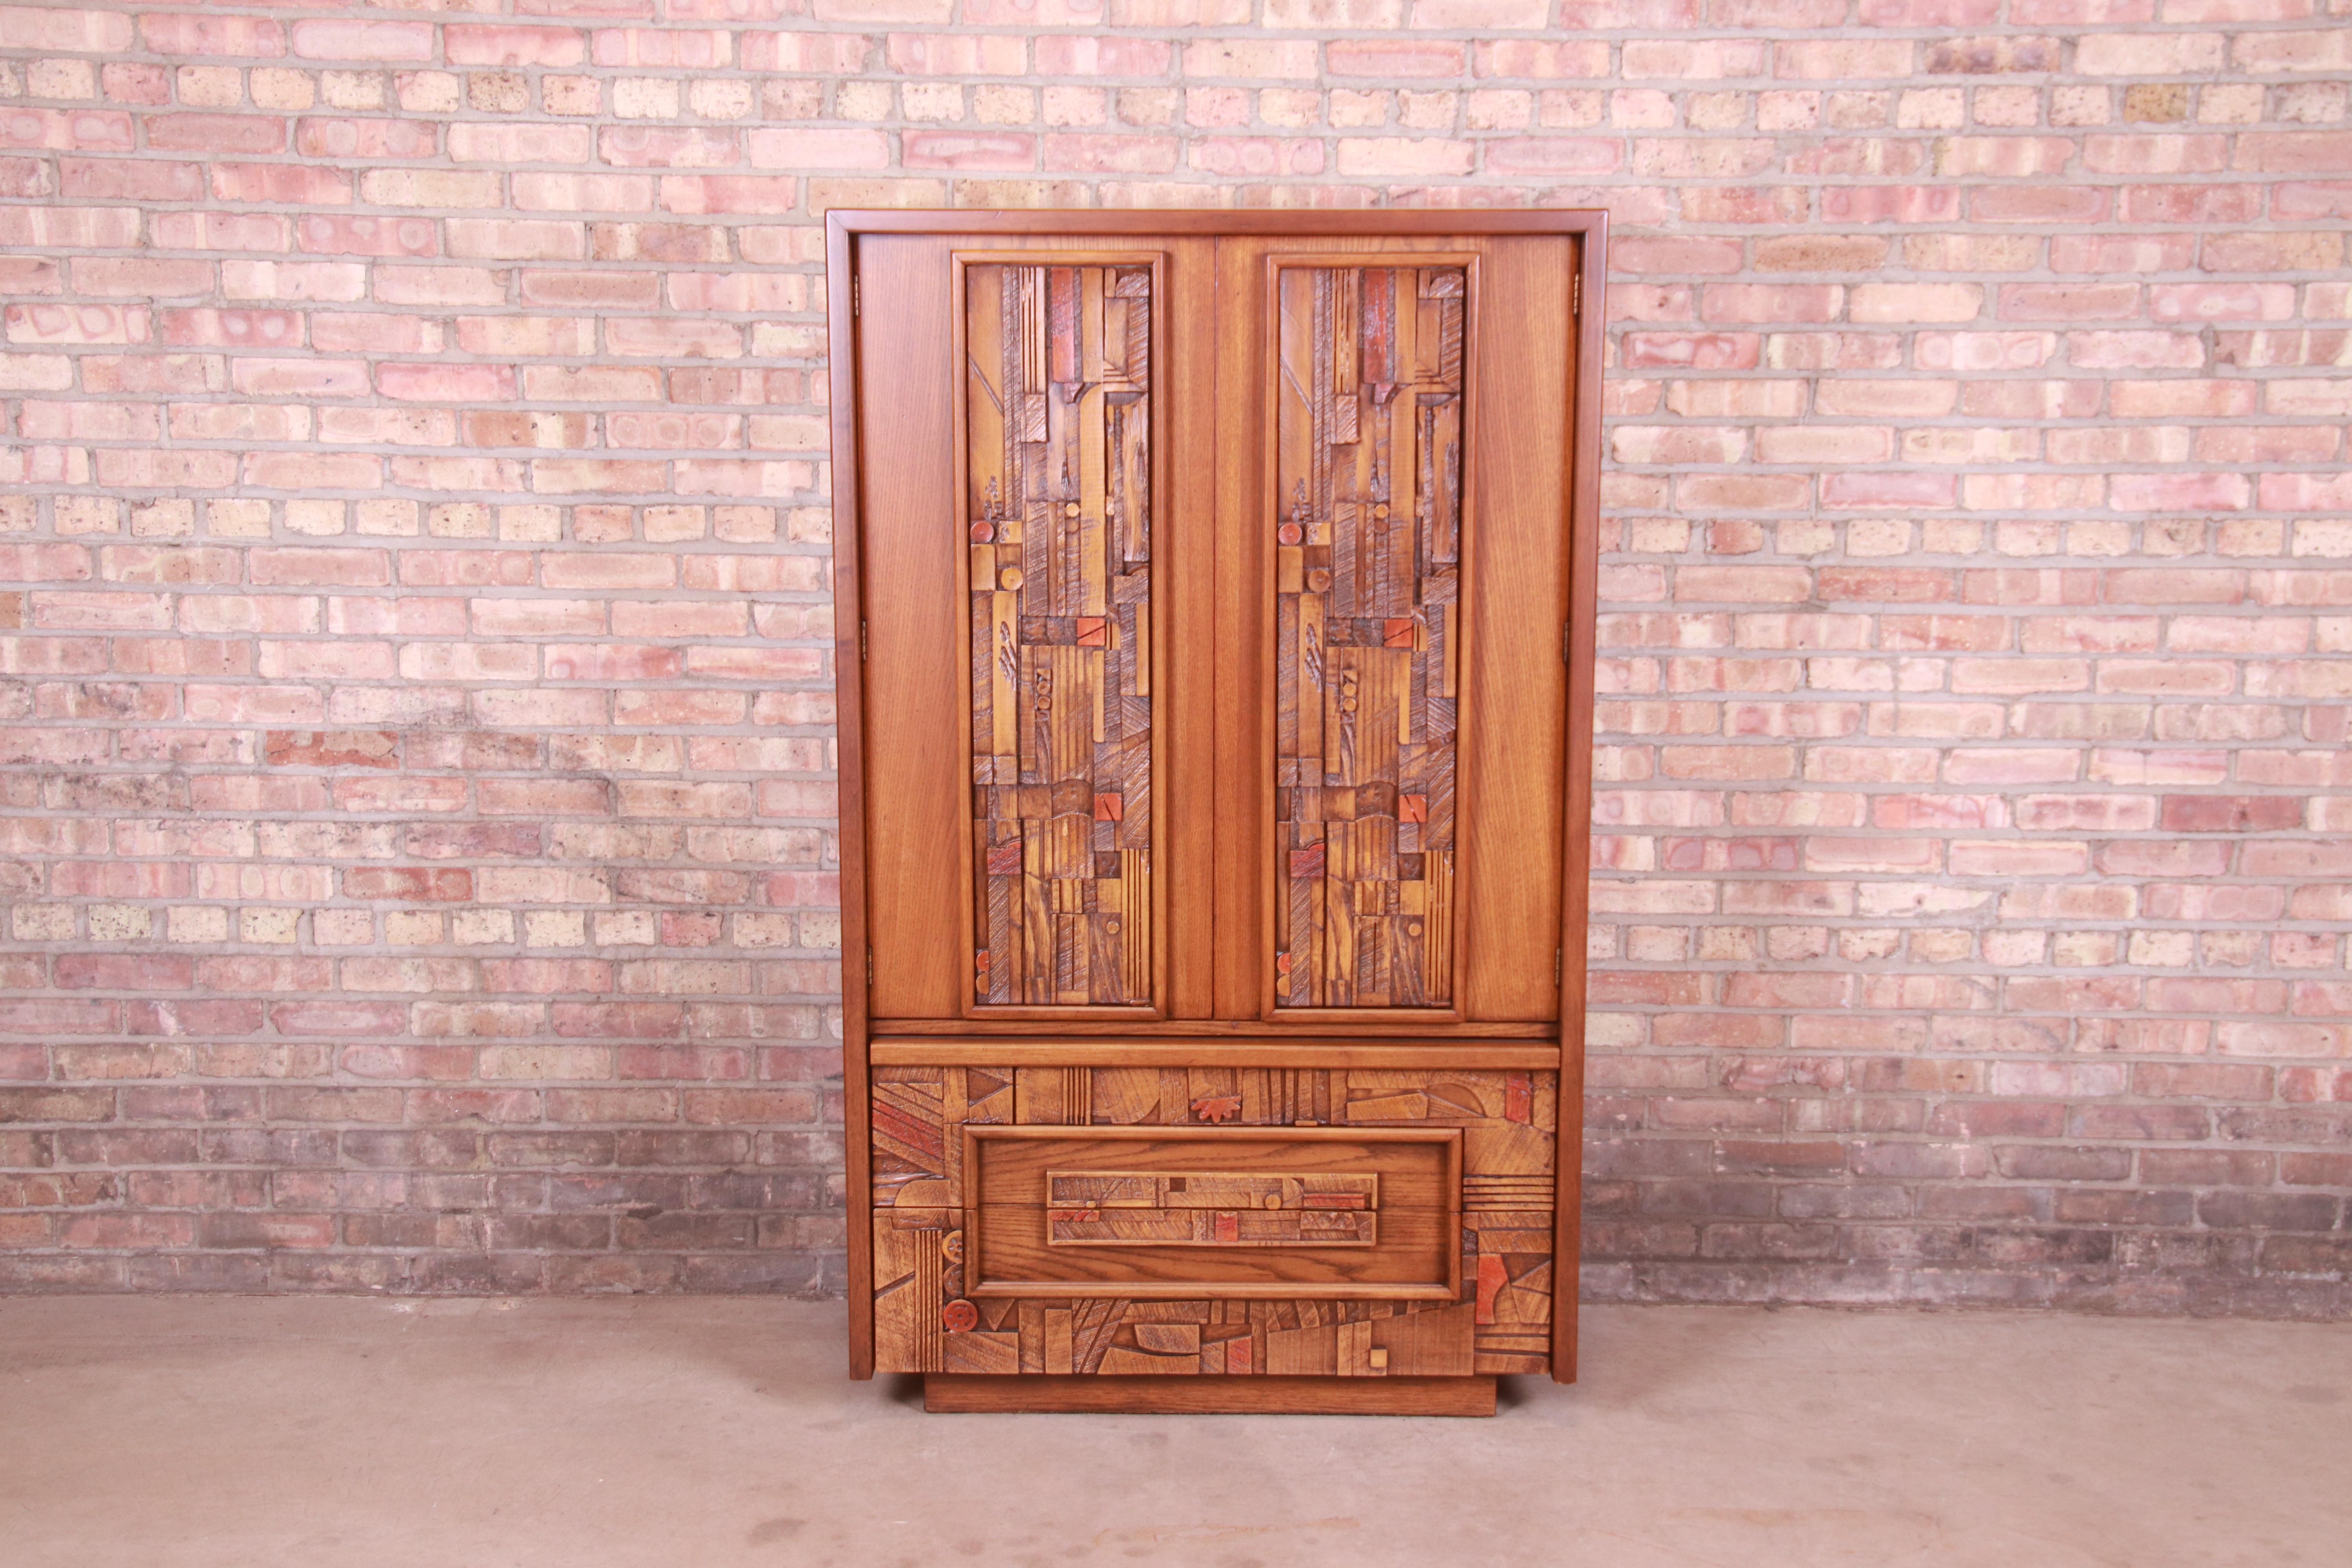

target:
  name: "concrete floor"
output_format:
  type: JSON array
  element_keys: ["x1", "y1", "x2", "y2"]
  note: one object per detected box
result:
[{"x1": 2, "y1": 1298, "x2": 2345, "y2": 1568}]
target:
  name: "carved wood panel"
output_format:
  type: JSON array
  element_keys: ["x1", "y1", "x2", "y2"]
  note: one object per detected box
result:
[
  {"x1": 1046, "y1": 1171, "x2": 1379, "y2": 1248},
  {"x1": 965, "y1": 1126, "x2": 1455, "y2": 1294},
  {"x1": 872, "y1": 1063, "x2": 1551, "y2": 1376},
  {"x1": 1273, "y1": 265, "x2": 1466, "y2": 1010},
  {"x1": 964, "y1": 262, "x2": 1153, "y2": 1008}
]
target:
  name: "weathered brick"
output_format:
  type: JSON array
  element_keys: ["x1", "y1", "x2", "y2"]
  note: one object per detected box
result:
[{"x1": 0, "y1": 5, "x2": 2337, "y2": 1315}]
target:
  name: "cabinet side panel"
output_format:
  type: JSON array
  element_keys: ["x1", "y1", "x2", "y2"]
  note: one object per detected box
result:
[
  {"x1": 860, "y1": 235, "x2": 967, "y2": 1020},
  {"x1": 1462, "y1": 237, "x2": 1572, "y2": 1021},
  {"x1": 1555, "y1": 222, "x2": 1605, "y2": 1381},
  {"x1": 829, "y1": 216, "x2": 874, "y2": 1378}
]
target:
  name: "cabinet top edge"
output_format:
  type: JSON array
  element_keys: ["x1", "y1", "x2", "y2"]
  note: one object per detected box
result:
[
  {"x1": 869, "y1": 1041, "x2": 1564, "y2": 1069},
  {"x1": 826, "y1": 209, "x2": 1608, "y2": 240}
]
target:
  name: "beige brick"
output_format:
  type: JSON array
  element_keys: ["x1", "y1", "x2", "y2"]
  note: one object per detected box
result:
[{"x1": 0, "y1": 0, "x2": 2332, "y2": 1314}]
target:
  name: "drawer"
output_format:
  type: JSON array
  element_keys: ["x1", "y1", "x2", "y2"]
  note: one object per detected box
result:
[
  {"x1": 964, "y1": 1125, "x2": 1461, "y2": 1301},
  {"x1": 867, "y1": 1062, "x2": 1554, "y2": 1377}
]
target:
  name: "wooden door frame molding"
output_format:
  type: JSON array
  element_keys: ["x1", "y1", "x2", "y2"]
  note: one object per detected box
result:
[{"x1": 827, "y1": 209, "x2": 1609, "y2": 1383}]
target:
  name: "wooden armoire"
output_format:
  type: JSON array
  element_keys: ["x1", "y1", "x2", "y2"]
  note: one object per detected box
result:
[{"x1": 826, "y1": 211, "x2": 1604, "y2": 1416}]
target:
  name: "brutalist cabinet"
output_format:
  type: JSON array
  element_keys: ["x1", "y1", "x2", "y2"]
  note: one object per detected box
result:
[{"x1": 826, "y1": 211, "x2": 1606, "y2": 1416}]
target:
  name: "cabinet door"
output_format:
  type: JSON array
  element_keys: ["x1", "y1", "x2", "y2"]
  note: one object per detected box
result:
[
  {"x1": 853, "y1": 235, "x2": 1217, "y2": 1024},
  {"x1": 1210, "y1": 236, "x2": 1578, "y2": 1026}
]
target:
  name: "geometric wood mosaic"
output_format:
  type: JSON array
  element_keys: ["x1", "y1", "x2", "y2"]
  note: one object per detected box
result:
[
  {"x1": 964, "y1": 263, "x2": 1152, "y2": 1007},
  {"x1": 872, "y1": 1063, "x2": 1552, "y2": 1377},
  {"x1": 1273, "y1": 265, "x2": 1465, "y2": 1009},
  {"x1": 1045, "y1": 1171, "x2": 1379, "y2": 1248}
]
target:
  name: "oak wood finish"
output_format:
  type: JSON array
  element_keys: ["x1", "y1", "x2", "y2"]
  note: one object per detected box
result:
[
  {"x1": 965, "y1": 1126, "x2": 1462, "y2": 1299},
  {"x1": 867, "y1": 1041, "x2": 1561, "y2": 1069},
  {"x1": 925, "y1": 1373, "x2": 1499, "y2": 1416},
  {"x1": 858, "y1": 237, "x2": 1215, "y2": 1031},
  {"x1": 1214, "y1": 234, "x2": 1572, "y2": 1032},
  {"x1": 1459, "y1": 236, "x2": 1574, "y2": 1025},
  {"x1": 826, "y1": 214, "x2": 874, "y2": 1379},
  {"x1": 959, "y1": 256, "x2": 1163, "y2": 1014},
  {"x1": 1272, "y1": 262, "x2": 1469, "y2": 1014},
  {"x1": 829, "y1": 210, "x2": 1604, "y2": 1404},
  {"x1": 857, "y1": 233, "x2": 966, "y2": 1027},
  {"x1": 869, "y1": 1016, "x2": 1556, "y2": 1038},
  {"x1": 1555, "y1": 229, "x2": 1609, "y2": 1383},
  {"x1": 869, "y1": 1063, "x2": 1551, "y2": 1377}
]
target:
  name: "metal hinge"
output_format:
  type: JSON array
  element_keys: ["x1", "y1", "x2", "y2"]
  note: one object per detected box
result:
[
  {"x1": 1571, "y1": 271, "x2": 1582, "y2": 316},
  {"x1": 852, "y1": 274, "x2": 861, "y2": 316},
  {"x1": 865, "y1": 950, "x2": 874, "y2": 987},
  {"x1": 1563, "y1": 619, "x2": 1572, "y2": 664},
  {"x1": 1555, "y1": 948, "x2": 1563, "y2": 986},
  {"x1": 860, "y1": 619, "x2": 868, "y2": 662}
]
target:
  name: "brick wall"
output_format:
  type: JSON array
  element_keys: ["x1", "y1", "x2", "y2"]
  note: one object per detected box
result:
[{"x1": 0, "y1": 1, "x2": 2345, "y2": 1315}]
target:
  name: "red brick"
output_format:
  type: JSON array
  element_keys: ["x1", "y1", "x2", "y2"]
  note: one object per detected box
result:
[
  {"x1": 342, "y1": 868, "x2": 475, "y2": 902},
  {"x1": 138, "y1": 13, "x2": 278, "y2": 55},
  {"x1": 447, "y1": 24, "x2": 589, "y2": 66},
  {"x1": 1036, "y1": 36, "x2": 1170, "y2": 74},
  {"x1": 146, "y1": 114, "x2": 289, "y2": 156},
  {"x1": 1329, "y1": 40, "x2": 1465, "y2": 77},
  {"x1": 904, "y1": 132, "x2": 1038, "y2": 172},
  {"x1": 288, "y1": 19, "x2": 435, "y2": 60},
  {"x1": 0, "y1": 14, "x2": 2337, "y2": 1310},
  {"x1": 1041, "y1": 134, "x2": 1181, "y2": 175},
  {"x1": 56, "y1": 955, "x2": 194, "y2": 992}
]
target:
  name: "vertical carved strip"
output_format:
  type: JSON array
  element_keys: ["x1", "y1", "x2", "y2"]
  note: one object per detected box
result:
[
  {"x1": 967, "y1": 264, "x2": 1152, "y2": 1007},
  {"x1": 1274, "y1": 266, "x2": 1466, "y2": 1010},
  {"x1": 875, "y1": 1211, "x2": 949, "y2": 1373}
]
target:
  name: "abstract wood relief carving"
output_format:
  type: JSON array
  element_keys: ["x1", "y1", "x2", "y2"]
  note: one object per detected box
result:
[
  {"x1": 965, "y1": 1127, "x2": 1455, "y2": 1296},
  {"x1": 964, "y1": 262, "x2": 1154, "y2": 1008},
  {"x1": 872, "y1": 1063, "x2": 1551, "y2": 1376},
  {"x1": 1273, "y1": 265, "x2": 1467, "y2": 1010},
  {"x1": 1045, "y1": 1172, "x2": 1379, "y2": 1248}
]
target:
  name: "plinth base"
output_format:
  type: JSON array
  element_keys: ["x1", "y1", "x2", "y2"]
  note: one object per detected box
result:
[{"x1": 923, "y1": 1373, "x2": 1496, "y2": 1416}]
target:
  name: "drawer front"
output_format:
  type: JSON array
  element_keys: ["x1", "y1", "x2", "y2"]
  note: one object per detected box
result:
[
  {"x1": 870, "y1": 1061, "x2": 1556, "y2": 1378},
  {"x1": 966, "y1": 1126, "x2": 1460, "y2": 1299}
]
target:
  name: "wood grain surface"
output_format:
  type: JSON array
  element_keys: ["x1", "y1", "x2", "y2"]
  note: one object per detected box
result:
[
  {"x1": 966, "y1": 1125, "x2": 1459, "y2": 1298},
  {"x1": 835, "y1": 209, "x2": 1604, "y2": 239},
  {"x1": 867, "y1": 1039, "x2": 1561, "y2": 1069},
  {"x1": 924, "y1": 1373, "x2": 1498, "y2": 1416},
  {"x1": 1272, "y1": 264, "x2": 1467, "y2": 1013},
  {"x1": 1460, "y1": 235, "x2": 1572, "y2": 1023},
  {"x1": 829, "y1": 212, "x2": 1604, "y2": 1392},
  {"x1": 963, "y1": 261, "x2": 1156, "y2": 1009},
  {"x1": 857, "y1": 233, "x2": 967, "y2": 1025},
  {"x1": 871, "y1": 1063, "x2": 1550, "y2": 1375}
]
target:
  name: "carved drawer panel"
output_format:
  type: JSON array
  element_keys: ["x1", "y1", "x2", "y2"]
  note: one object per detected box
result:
[
  {"x1": 965, "y1": 1126, "x2": 1460, "y2": 1299},
  {"x1": 1046, "y1": 1168, "x2": 1381, "y2": 1247},
  {"x1": 871, "y1": 1062, "x2": 1554, "y2": 1378}
]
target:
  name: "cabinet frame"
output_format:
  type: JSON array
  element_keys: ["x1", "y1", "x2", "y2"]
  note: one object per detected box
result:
[{"x1": 827, "y1": 210, "x2": 1608, "y2": 1385}]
